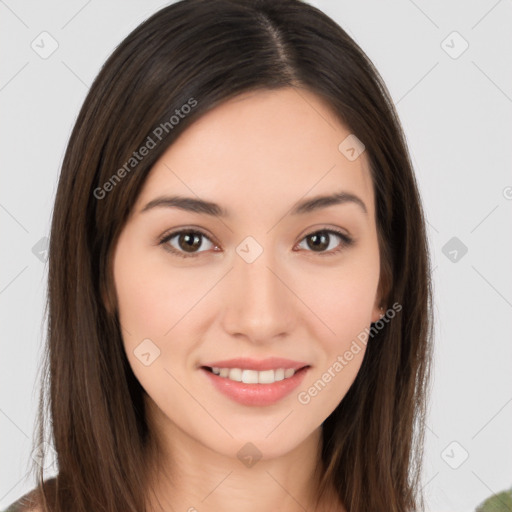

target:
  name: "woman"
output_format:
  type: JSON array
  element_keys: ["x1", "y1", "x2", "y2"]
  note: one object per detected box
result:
[{"x1": 4, "y1": 0, "x2": 433, "y2": 510}]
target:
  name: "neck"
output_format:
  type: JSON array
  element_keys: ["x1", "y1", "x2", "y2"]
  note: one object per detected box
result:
[{"x1": 142, "y1": 400, "x2": 342, "y2": 512}]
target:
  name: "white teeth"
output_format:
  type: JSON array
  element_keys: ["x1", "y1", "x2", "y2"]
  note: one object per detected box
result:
[
  {"x1": 209, "y1": 367, "x2": 298, "y2": 384},
  {"x1": 284, "y1": 368, "x2": 295, "y2": 378},
  {"x1": 258, "y1": 369, "x2": 274, "y2": 384},
  {"x1": 228, "y1": 368, "x2": 242, "y2": 382},
  {"x1": 274, "y1": 368, "x2": 285, "y2": 381},
  {"x1": 242, "y1": 369, "x2": 259, "y2": 384}
]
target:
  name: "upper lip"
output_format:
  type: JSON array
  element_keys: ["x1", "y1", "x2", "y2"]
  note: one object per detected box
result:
[{"x1": 201, "y1": 357, "x2": 309, "y2": 371}]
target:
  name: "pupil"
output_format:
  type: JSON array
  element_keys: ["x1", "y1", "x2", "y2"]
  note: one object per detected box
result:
[
  {"x1": 177, "y1": 232, "x2": 331, "y2": 253},
  {"x1": 180, "y1": 233, "x2": 201, "y2": 252},
  {"x1": 309, "y1": 232, "x2": 328, "y2": 251}
]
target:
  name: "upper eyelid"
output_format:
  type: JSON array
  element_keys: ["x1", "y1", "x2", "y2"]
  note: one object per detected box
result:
[
  {"x1": 160, "y1": 227, "x2": 217, "y2": 245},
  {"x1": 160, "y1": 227, "x2": 351, "y2": 252}
]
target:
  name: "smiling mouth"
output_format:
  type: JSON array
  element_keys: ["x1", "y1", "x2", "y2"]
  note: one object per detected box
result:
[{"x1": 201, "y1": 366, "x2": 309, "y2": 384}]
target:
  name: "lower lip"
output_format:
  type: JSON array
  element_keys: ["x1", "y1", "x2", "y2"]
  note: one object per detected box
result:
[{"x1": 201, "y1": 367, "x2": 310, "y2": 406}]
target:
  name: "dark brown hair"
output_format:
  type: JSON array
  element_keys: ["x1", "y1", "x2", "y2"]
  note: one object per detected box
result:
[{"x1": 12, "y1": 0, "x2": 433, "y2": 510}]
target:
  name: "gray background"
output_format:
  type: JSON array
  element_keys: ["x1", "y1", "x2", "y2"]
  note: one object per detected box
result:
[{"x1": 1, "y1": 1, "x2": 511, "y2": 511}]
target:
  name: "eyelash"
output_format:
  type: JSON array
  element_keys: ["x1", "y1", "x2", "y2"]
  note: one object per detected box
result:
[{"x1": 158, "y1": 227, "x2": 354, "y2": 259}]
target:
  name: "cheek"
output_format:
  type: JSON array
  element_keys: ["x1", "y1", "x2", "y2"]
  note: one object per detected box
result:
[
  {"x1": 297, "y1": 249, "x2": 380, "y2": 340},
  {"x1": 114, "y1": 242, "x2": 202, "y2": 337},
  {"x1": 113, "y1": 243, "x2": 219, "y2": 387},
  {"x1": 113, "y1": 243, "x2": 199, "y2": 397},
  {"x1": 114, "y1": 260, "x2": 164, "y2": 335},
  {"x1": 292, "y1": 245, "x2": 379, "y2": 409},
  {"x1": 294, "y1": 269, "x2": 377, "y2": 414}
]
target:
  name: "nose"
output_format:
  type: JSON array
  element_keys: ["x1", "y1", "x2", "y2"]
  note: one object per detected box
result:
[{"x1": 220, "y1": 245, "x2": 297, "y2": 344}]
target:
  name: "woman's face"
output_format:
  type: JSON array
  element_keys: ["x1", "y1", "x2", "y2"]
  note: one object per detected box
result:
[{"x1": 113, "y1": 87, "x2": 382, "y2": 461}]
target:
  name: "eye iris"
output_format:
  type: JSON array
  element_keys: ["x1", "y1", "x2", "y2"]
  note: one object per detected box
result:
[
  {"x1": 179, "y1": 232, "x2": 202, "y2": 252},
  {"x1": 308, "y1": 231, "x2": 329, "y2": 251}
]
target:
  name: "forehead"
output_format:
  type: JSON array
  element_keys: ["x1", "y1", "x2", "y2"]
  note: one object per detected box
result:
[{"x1": 135, "y1": 87, "x2": 374, "y2": 219}]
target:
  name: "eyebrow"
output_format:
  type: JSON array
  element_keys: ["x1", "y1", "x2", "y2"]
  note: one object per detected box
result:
[{"x1": 139, "y1": 191, "x2": 368, "y2": 217}]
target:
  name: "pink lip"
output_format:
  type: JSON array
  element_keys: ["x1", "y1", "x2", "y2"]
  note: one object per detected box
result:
[
  {"x1": 200, "y1": 365, "x2": 310, "y2": 407},
  {"x1": 201, "y1": 357, "x2": 308, "y2": 371}
]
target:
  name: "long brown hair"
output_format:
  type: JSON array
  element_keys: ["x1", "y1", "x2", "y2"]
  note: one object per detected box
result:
[{"x1": 18, "y1": 0, "x2": 433, "y2": 510}]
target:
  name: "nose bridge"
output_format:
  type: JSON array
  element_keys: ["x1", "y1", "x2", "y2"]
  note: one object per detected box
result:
[{"x1": 221, "y1": 239, "x2": 295, "y2": 341}]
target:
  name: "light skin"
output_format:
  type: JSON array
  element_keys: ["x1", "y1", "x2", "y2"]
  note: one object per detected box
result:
[{"x1": 112, "y1": 87, "x2": 383, "y2": 512}]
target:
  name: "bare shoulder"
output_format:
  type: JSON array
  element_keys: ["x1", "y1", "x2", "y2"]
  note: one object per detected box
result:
[
  {"x1": 2, "y1": 492, "x2": 42, "y2": 512},
  {"x1": 3, "y1": 478, "x2": 57, "y2": 512},
  {"x1": 2, "y1": 495, "x2": 40, "y2": 512}
]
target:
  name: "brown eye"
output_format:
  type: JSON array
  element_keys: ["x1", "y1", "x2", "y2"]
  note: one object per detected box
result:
[
  {"x1": 159, "y1": 227, "x2": 353, "y2": 259},
  {"x1": 176, "y1": 232, "x2": 203, "y2": 252},
  {"x1": 297, "y1": 229, "x2": 353, "y2": 255},
  {"x1": 160, "y1": 229, "x2": 216, "y2": 258}
]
